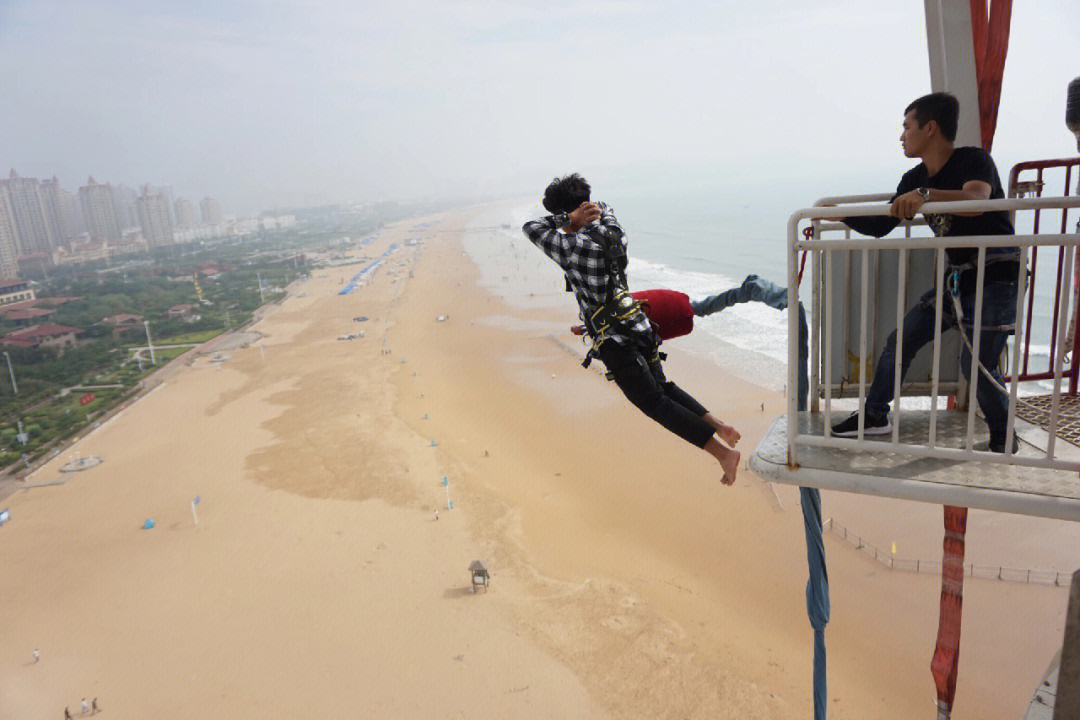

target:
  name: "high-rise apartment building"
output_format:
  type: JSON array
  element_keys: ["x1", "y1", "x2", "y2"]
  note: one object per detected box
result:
[
  {"x1": 200, "y1": 196, "x2": 223, "y2": 224},
  {"x1": 79, "y1": 177, "x2": 121, "y2": 241},
  {"x1": 113, "y1": 184, "x2": 138, "y2": 231},
  {"x1": 174, "y1": 198, "x2": 196, "y2": 228},
  {"x1": 136, "y1": 186, "x2": 174, "y2": 248},
  {"x1": 0, "y1": 189, "x2": 18, "y2": 279},
  {"x1": 1, "y1": 170, "x2": 57, "y2": 254},
  {"x1": 59, "y1": 188, "x2": 82, "y2": 238},
  {"x1": 39, "y1": 176, "x2": 70, "y2": 246},
  {"x1": 156, "y1": 185, "x2": 176, "y2": 225}
]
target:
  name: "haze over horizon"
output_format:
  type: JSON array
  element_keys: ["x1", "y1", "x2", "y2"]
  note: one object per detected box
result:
[{"x1": 2, "y1": 1, "x2": 1076, "y2": 215}]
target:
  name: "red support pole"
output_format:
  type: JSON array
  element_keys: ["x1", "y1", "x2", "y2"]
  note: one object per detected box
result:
[{"x1": 931, "y1": 505, "x2": 969, "y2": 718}]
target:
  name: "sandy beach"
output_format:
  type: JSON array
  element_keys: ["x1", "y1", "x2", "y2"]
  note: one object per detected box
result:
[{"x1": 1, "y1": 205, "x2": 1074, "y2": 719}]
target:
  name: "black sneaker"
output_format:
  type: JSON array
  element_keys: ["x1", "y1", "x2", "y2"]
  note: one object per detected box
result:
[
  {"x1": 831, "y1": 412, "x2": 891, "y2": 437},
  {"x1": 983, "y1": 435, "x2": 1021, "y2": 454}
]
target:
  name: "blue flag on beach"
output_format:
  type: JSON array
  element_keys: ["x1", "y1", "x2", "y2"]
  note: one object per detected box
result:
[{"x1": 192, "y1": 496, "x2": 200, "y2": 505}]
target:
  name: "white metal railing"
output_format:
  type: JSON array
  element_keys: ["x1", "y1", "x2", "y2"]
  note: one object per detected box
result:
[{"x1": 786, "y1": 195, "x2": 1080, "y2": 471}]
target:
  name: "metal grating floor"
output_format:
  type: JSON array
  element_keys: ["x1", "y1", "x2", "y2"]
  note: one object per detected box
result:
[
  {"x1": 1014, "y1": 393, "x2": 1080, "y2": 447},
  {"x1": 749, "y1": 410, "x2": 1080, "y2": 522}
]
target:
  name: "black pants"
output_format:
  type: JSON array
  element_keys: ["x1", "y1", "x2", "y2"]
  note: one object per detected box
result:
[{"x1": 598, "y1": 341, "x2": 715, "y2": 448}]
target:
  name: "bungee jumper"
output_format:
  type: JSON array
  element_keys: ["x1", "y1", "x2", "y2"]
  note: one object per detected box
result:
[{"x1": 522, "y1": 174, "x2": 741, "y2": 485}]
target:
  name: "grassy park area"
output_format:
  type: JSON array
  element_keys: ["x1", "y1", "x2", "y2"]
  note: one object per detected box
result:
[{"x1": 0, "y1": 248, "x2": 305, "y2": 472}]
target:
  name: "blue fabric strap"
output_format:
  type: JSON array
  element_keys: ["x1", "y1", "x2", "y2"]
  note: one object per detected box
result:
[{"x1": 694, "y1": 274, "x2": 829, "y2": 719}]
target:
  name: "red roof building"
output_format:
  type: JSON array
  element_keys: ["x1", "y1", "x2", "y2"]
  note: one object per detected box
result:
[
  {"x1": 102, "y1": 313, "x2": 144, "y2": 326},
  {"x1": 166, "y1": 304, "x2": 195, "y2": 318},
  {"x1": 0, "y1": 324, "x2": 83, "y2": 352},
  {"x1": 5, "y1": 307, "x2": 55, "y2": 324}
]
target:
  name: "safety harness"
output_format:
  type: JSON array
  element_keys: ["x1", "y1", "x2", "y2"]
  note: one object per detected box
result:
[
  {"x1": 568, "y1": 237, "x2": 663, "y2": 373},
  {"x1": 944, "y1": 246, "x2": 1022, "y2": 333},
  {"x1": 938, "y1": 248, "x2": 1080, "y2": 425}
]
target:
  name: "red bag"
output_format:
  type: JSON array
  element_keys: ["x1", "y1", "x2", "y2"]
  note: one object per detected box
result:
[
  {"x1": 570, "y1": 288, "x2": 694, "y2": 341},
  {"x1": 632, "y1": 289, "x2": 694, "y2": 340}
]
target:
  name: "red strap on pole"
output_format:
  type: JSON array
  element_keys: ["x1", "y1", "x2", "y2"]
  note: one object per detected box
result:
[
  {"x1": 931, "y1": 505, "x2": 969, "y2": 717},
  {"x1": 797, "y1": 228, "x2": 813, "y2": 286},
  {"x1": 931, "y1": 8, "x2": 1009, "y2": 716},
  {"x1": 969, "y1": 0, "x2": 1013, "y2": 152}
]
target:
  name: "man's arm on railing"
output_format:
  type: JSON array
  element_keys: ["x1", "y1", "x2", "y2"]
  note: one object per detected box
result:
[
  {"x1": 839, "y1": 173, "x2": 918, "y2": 237},
  {"x1": 841, "y1": 212, "x2": 900, "y2": 238},
  {"x1": 911, "y1": 181, "x2": 992, "y2": 218}
]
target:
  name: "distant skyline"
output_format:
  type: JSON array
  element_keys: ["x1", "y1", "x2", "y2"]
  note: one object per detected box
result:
[{"x1": 2, "y1": 1, "x2": 1076, "y2": 214}]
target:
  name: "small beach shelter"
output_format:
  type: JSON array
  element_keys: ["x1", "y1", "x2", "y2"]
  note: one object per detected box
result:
[{"x1": 468, "y1": 560, "x2": 489, "y2": 593}]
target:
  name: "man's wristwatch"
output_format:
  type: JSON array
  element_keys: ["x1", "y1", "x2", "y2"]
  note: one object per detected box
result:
[{"x1": 916, "y1": 187, "x2": 931, "y2": 202}]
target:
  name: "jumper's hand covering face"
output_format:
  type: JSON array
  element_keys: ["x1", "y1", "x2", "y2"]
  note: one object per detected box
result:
[{"x1": 567, "y1": 202, "x2": 601, "y2": 232}]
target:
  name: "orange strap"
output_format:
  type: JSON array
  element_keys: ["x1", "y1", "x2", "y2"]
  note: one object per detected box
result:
[
  {"x1": 930, "y1": 505, "x2": 968, "y2": 714},
  {"x1": 969, "y1": 0, "x2": 1012, "y2": 152}
]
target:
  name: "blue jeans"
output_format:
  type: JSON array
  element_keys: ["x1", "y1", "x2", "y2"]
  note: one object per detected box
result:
[
  {"x1": 865, "y1": 281, "x2": 1018, "y2": 443},
  {"x1": 691, "y1": 274, "x2": 809, "y2": 406}
]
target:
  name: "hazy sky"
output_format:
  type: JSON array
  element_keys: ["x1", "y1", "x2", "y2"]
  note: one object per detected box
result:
[{"x1": 2, "y1": 1, "x2": 1076, "y2": 214}]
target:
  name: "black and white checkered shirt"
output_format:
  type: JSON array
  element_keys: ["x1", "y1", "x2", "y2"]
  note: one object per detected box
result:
[{"x1": 522, "y1": 203, "x2": 656, "y2": 350}]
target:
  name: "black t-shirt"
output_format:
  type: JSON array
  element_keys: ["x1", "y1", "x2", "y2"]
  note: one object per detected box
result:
[{"x1": 844, "y1": 147, "x2": 1017, "y2": 282}]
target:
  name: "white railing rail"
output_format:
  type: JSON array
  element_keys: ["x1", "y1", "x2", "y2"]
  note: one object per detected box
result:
[{"x1": 786, "y1": 195, "x2": 1080, "y2": 471}]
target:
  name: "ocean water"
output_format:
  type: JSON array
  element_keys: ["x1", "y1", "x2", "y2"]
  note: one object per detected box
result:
[{"x1": 465, "y1": 192, "x2": 1074, "y2": 395}]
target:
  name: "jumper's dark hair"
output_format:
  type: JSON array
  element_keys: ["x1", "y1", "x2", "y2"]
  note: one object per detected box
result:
[
  {"x1": 905, "y1": 92, "x2": 959, "y2": 142},
  {"x1": 542, "y1": 173, "x2": 591, "y2": 215}
]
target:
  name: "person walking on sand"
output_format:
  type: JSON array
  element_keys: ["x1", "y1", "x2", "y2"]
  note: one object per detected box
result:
[
  {"x1": 81, "y1": 698, "x2": 89, "y2": 715},
  {"x1": 33, "y1": 648, "x2": 39, "y2": 663},
  {"x1": 64, "y1": 707, "x2": 72, "y2": 720},
  {"x1": 523, "y1": 174, "x2": 741, "y2": 485},
  {"x1": 91, "y1": 698, "x2": 98, "y2": 715}
]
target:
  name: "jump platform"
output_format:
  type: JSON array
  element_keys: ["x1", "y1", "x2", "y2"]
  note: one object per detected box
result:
[{"x1": 750, "y1": 410, "x2": 1080, "y2": 522}]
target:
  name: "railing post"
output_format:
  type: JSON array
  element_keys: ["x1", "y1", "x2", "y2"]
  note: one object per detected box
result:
[
  {"x1": 825, "y1": 249, "x2": 834, "y2": 434},
  {"x1": 857, "y1": 248, "x2": 869, "y2": 441},
  {"x1": 1069, "y1": 162, "x2": 1080, "y2": 397},
  {"x1": 965, "y1": 247, "x2": 987, "y2": 452},
  {"x1": 787, "y1": 214, "x2": 801, "y2": 468},
  {"x1": 893, "y1": 247, "x2": 908, "y2": 444},
  {"x1": 1049, "y1": 245, "x2": 1076, "y2": 460},
  {"x1": 929, "y1": 248, "x2": 946, "y2": 449}
]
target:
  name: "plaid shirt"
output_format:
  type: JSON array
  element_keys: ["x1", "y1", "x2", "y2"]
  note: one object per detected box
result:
[{"x1": 522, "y1": 203, "x2": 656, "y2": 349}]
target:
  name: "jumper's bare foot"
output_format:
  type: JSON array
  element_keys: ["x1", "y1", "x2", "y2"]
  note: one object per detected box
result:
[
  {"x1": 717, "y1": 423, "x2": 741, "y2": 447},
  {"x1": 720, "y1": 450, "x2": 740, "y2": 486},
  {"x1": 703, "y1": 412, "x2": 741, "y2": 447}
]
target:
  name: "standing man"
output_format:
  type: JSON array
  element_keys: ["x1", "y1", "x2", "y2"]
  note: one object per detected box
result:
[
  {"x1": 522, "y1": 174, "x2": 741, "y2": 484},
  {"x1": 830, "y1": 92, "x2": 1020, "y2": 452}
]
